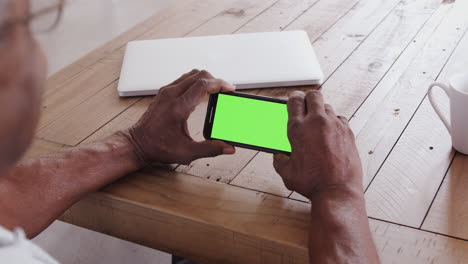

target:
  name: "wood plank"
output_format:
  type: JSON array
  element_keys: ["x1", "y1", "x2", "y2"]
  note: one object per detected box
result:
[
  {"x1": 364, "y1": 16, "x2": 468, "y2": 227},
  {"x1": 39, "y1": 49, "x2": 126, "y2": 132},
  {"x1": 62, "y1": 168, "x2": 310, "y2": 264},
  {"x1": 349, "y1": 0, "x2": 467, "y2": 189},
  {"x1": 45, "y1": 0, "x2": 202, "y2": 89},
  {"x1": 39, "y1": 83, "x2": 139, "y2": 145},
  {"x1": 371, "y1": 219, "x2": 468, "y2": 263},
  {"x1": 417, "y1": 30, "x2": 468, "y2": 235},
  {"x1": 23, "y1": 139, "x2": 66, "y2": 159},
  {"x1": 288, "y1": 0, "x2": 401, "y2": 79},
  {"x1": 231, "y1": 152, "x2": 291, "y2": 197},
  {"x1": 422, "y1": 155, "x2": 468, "y2": 239},
  {"x1": 61, "y1": 167, "x2": 468, "y2": 263},
  {"x1": 38, "y1": 0, "x2": 291, "y2": 147},
  {"x1": 284, "y1": 0, "x2": 359, "y2": 41},
  {"x1": 43, "y1": 0, "x2": 226, "y2": 113},
  {"x1": 232, "y1": 0, "x2": 441, "y2": 196},
  {"x1": 321, "y1": 0, "x2": 442, "y2": 117},
  {"x1": 37, "y1": 0, "x2": 241, "y2": 145},
  {"x1": 45, "y1": 0, "x2": 250, "y2": 92},
  {"x1": 82, "y1": 97, "x2": 153, "y2": 144},
  {"x1": 237, "y1": 0, "x2": 320, "y2": 33},
  {"x1": 365, "y1": 96, "x2": 453, "y2": 227},
  {"x1": 187, "y1": 0, "x2": 279, "y2": 37}
]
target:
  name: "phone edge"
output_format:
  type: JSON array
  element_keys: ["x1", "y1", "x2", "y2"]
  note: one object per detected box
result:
[{"x1": 203, "y1": 92, "x2": 291, "y2": 155}]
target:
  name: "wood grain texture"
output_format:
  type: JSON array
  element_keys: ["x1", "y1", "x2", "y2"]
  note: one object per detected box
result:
[
  {"x1": 365, "y1": 96, "x2": 453, "y2": 227},
  {"x1": 60, "y1": 167, "x2": 468, "y2": 264},
  {"x1": 62, "y1": 168, "x2": 310, "y2": 264},
  {"x1": 231, "y1": 152, "x2": 291, "y2": 197},
  {"x1": 82, "y1": 97, "x2": 153, "y2": 144},
  {"x1": 238, "y1": 0, "x2": 320, "y2": 33},
  {"x1": 284, "y1": 0, "x2": 359, "y2": 41},
  {"x1": 39, "y1": 49, "x2": 126, "y2": 134},
  {"x1": 296, "y1": 0, "x2": 401, "y2": 80},
  {"x1": 365, "y1": 14, "x2": 468, "y2": 228},
  {"x1": 349, "y1": 0, "x2": 467, "y2": 188},
  {"x1": 232, "y1": 0, "x2": 440, "y2": 196},
  {"x1": 187, "y1": 0, "x2": 279, "y2": 37},
  {"x1": 37, "y1": 0, "x2": 241, "y2": 146},
  {"x1": 23, "y1": 139, "x2": 66, "y2": 159},
  {"x1": 44, "y1": 0, "x2": 203, "y2": 91},
  {"x1": 371, "y1": 219, "x2": 468, "y2": 264},
  {"x1": 420, "y1": 30, "x2": 468, "y2": 238},
  {"x1": 39, "y1": 83, "x2": 139, "y2": 145},
  {"x1": 347, "y1": 0, "x2": 455, "y2": 135},
  {"x1": 422, "y1": 154, "x2": 468, "y2": 240},
  {"x1": 322, "y1": 0, "x2": 442, "y2": 117}
]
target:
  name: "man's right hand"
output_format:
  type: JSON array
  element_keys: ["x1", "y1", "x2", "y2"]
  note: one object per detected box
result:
[
  {"x1": 124, "y1": 69, "x2": 236, "y2": 166},
  {"x1": 273, "y1": 90, "x2": 363, "y2": 201}
]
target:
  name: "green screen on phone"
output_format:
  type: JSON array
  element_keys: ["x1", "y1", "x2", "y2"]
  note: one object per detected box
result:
[{"x1": 211, "y1": 94, "x2": 291, "y2": 153}]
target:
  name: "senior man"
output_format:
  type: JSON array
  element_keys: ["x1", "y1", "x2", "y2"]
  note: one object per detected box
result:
[{"x1": 0, "y1": 0, "x2": 379, "y2": 263}]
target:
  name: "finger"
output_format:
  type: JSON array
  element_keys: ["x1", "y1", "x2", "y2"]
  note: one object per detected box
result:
[
  {"x1": 167, "y1": 69, "x2": 200, "y2": 86},
  {"x1": 190, "y1": 140, "x2": 236, "y2": 160},
  {"x1": 171, "y1": 70, "x2": 215, "y2": 96},
  {"x1": 305, "y1": 90, "x2": 325, "y2": 116},
  {"x1": 287, "y1": 91, "x2": 306, "y2": 120},
  {"x1": 182, "y1": 78, "x2": 236, "y2": 111},
  {"x1": 324, "y1": 104, "x2": 337, "y2": 116},
  {"x1": 338, "y1": 115, "x2": 349, "y2": 125},
  {"x1": 273, "y1": 154, "x2": 290, "y2": 176}
]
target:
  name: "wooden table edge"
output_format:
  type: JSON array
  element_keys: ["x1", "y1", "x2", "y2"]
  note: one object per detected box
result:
[{"x1": 60, "y1": 168, "x2": 310, "y2": 263}]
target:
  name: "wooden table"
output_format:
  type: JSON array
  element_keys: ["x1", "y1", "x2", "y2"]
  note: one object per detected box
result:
[{"x1": 28, "y1": 0, "x2": 468, "y2": 263}]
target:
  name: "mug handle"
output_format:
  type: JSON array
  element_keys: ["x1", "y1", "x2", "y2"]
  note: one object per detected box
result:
[{"x1": 428, "y1": 82, "x2": 451, "y2": 132}]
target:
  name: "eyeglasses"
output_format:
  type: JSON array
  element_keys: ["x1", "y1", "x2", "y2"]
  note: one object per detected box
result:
[
  {"x1": 29, "y1": 0, "x2": 65, "y2": 32},
  {"x1": 1, "y1": 0, "x2": 65, "y2": 34}
]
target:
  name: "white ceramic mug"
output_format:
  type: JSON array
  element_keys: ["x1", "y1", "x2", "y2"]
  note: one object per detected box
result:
[{"x1": 428, "y1": 73, "x2": 468, "y2": 155}]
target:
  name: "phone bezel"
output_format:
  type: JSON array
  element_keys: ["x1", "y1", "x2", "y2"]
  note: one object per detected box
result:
[{"x1": 203, "y1": 91, "x2": 290, "y2": 155}]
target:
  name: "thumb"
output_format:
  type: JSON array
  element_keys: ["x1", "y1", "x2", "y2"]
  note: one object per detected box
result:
[
  {"x1": 273, "y1": 154, "x2": 290, "y2": 176},
  {"x1": 190, "y1": 140, "x2": 236, "y2": 160}
]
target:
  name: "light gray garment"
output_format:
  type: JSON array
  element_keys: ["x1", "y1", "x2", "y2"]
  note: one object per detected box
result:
[{"x1": 0, "y1": 226, "x2": 59, "y2": 264}]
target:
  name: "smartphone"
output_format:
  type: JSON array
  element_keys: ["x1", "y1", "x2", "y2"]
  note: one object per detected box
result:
[{"x1": 203, "y1": 92, "x2": 291, "y2": 155}]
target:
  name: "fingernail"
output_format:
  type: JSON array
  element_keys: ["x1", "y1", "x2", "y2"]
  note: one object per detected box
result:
[
  {"x1": 223, "y1": 146, "x2": 235, "y2": 154},
  {"x1": 226, "y1": 83, "x2": 236, "y2": 90}
]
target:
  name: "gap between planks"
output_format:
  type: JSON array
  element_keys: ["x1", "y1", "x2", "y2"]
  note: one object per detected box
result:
[
  {"x1": 363, "y1": 1, "x2": 468, "y2": 229},
  {"x1": 231, "y1": 0, "x2": 444, "y2": 195}
]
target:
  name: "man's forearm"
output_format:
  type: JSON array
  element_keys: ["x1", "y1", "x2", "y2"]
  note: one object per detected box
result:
[
  {"x1": 309, "y1": 186, "x2": 380, "y2": 264},
  {"x1": 0, "y1": 132, "x2": 142, "y2": 237}
]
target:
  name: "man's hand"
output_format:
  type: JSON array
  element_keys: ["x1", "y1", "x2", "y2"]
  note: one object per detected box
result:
[
  {"x1": 273, "y1": 90, "x2": 363, "y2": 200},
  {"x1": 124, "y1": 69, "x2": 236, "y2": 165},
  {"x1": 274, "y1": 91, "x2": 380, "y2": 264}
]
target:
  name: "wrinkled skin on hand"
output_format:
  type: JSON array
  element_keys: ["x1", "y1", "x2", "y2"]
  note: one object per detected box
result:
[
  {"x1": 124, "y1": 70, "x2": 236, "y2": 165},
  {"x1": 273, "y1": 91, "x2": 363, "y2": 200}
]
